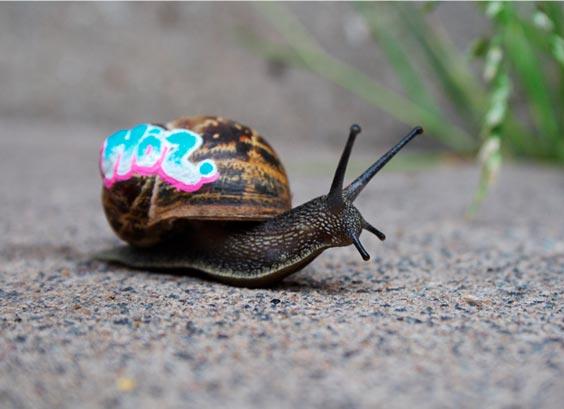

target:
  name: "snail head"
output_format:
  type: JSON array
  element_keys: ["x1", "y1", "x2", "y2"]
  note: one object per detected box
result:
[{"x1": 325, "y1": 124, "x2": 423, "y2": 261}]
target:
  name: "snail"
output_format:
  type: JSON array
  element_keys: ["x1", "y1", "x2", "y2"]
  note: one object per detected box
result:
[{"x1": 98, "y1": 116, "x2": 422, "y2": 287}]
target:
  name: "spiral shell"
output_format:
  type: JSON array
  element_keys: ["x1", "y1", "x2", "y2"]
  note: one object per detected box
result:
[{"x1": 100, "y1": 116, "x2": 292, "y2": 246}]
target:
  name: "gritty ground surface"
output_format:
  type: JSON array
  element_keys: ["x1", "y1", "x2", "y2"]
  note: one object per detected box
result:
[{"x1": 0, "y1": 120, "x2": 563, "y2": 409}]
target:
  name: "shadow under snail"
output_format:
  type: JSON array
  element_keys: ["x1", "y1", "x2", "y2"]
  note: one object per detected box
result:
[{"x1": 98, "y1": 116, "x2": 422, "y2": 287}]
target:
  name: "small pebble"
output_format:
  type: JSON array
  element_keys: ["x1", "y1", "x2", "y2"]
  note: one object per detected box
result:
[
  {"x1": 116, "y1": 377, "x2": 136, "y2": 392},
  {"x1": 462, "y1": 294, "x2": 483, "y2": 306}
]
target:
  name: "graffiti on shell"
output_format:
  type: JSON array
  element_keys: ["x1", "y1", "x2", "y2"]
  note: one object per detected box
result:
[{"x1": 100, "y1": 124, "x2": 219, "y2": 192}]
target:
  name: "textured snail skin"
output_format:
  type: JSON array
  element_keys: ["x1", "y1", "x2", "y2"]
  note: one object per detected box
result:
[{"x1": 99, "y1": 197, "x2": 362, "y2": 287}]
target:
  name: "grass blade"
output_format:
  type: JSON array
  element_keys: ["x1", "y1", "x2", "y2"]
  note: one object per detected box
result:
[
  {"x1": 355, "y1": 3, "x2": 440, "y2": 116},
  {"x1": 252, "y1": 2, "x2": 476, "y2": 152},
  {"x1": 396, "y1": 3, "x2": 486, "y2": 128}
]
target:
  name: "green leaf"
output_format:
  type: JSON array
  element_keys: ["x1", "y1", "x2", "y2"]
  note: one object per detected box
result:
[
  {"x1": 532, "y1": 9, "x2": 554, "y2": 31},
  {"x1": 483, "y1": 45, "x2": 503, "y2": 81},
  {"x1": 484, "y1": 72, "x2": 511, "y2": 130},
  {"x1": 499, "y1": 5, "x2": 561, "y2": 149},
  {"x1": 470, "y1": 37, "x2": 491, "y2": 59},
  {"x1": 551, "y1": 35, "x2": 564, "y2": 66},
  {"x1": 539, "y1": 2, "x2": 563, "y2": 36},
  {"x1": 486, "y1": 1, "x2": 504, "y2": 19}
]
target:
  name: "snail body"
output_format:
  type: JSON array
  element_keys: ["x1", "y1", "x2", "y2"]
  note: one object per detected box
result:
[{"x1": 99, "y1": 116, "x2": 422, "y2": 287}]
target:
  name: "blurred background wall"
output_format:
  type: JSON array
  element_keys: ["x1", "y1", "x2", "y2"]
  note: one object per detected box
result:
[{"x1": 0, "y1": 2, "x2": 484, "y2": 148}]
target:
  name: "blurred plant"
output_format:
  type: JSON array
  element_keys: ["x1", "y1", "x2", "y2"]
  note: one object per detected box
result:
[{"x1": 240, "y1": 1, "x2": 564, "y2": 213}]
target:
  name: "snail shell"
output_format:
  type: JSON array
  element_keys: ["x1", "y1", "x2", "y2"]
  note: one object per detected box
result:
[{"x1": 100, "y1": 116, "x2": 291, "y2": 247}]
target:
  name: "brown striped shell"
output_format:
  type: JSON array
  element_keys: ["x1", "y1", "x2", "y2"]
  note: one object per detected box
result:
[{"x1": 101, "y1": 116, "x2": 292, "y2": 247}]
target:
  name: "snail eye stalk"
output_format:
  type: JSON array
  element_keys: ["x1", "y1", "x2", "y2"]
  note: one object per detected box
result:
[
  {"x1": 328, "y1": 124, "x2": 362, "y2": 208},
  {"x1": 345, "y1": 126, "x2": 423, "y2": 202}
]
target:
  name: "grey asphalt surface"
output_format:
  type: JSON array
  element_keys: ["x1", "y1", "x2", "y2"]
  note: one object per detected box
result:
[{"x1": 1, "y1": 120, "x2": 563, "y2": 409}]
